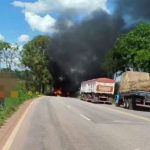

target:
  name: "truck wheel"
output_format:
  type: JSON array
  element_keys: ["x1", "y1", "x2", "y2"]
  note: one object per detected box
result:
[
  {"x1": 91, "y1": 95, "x2": 98, "y2": 103},
  {"x1": 83, "y1": 95, "x2": 87, "y2": 101},
  {"x1": 126, "y1": 99, "x2": 129, "y2": 109},
  {"x1": 123, "y1": 98, "x2": 127, "y2": 108},
  {"x1": 108, "y1": 98, "x2": 113, "y2": 105},
  {"x1": 86, "y1": 95, "x2": 88, "y2": 101},
  {"x1": 91, "y1": 98, "x2": 96, "y2": 103},
  {"x1": 129, "y1": 97, "x2": 136, "y2": 110},
  {"x1": 87, "y1": 97, "x2": 91, "y2": 102}
]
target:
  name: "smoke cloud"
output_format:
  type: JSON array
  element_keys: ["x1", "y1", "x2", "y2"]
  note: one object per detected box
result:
[
  {"x1": 114, "y1": 0, "x2": 150, "y2": 21},
  {"x1": 47, "y1": 0, "x2": 150, "y2": 94}
]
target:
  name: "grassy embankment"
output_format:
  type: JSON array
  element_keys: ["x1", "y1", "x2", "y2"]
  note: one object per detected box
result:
[{"x1": 0, "y1": 85, "x2": 39, "y2": 127}]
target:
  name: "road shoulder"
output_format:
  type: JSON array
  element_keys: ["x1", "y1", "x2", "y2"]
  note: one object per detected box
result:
[{"x1": 0, "y1": 98, "x2": 36, "y2": 149}]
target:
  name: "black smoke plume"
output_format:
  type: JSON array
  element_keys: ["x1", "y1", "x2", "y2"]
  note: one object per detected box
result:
[
  {"x1": 47, "y1": 0, "x2": 150, "y2": 95},
  {"x1": 114, "y1": 0, "x2": 150, "y2": 21}
]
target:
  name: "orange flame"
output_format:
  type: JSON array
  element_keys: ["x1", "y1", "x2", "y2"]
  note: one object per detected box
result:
[{"x1": 53, "y1": 88, "x2": 62, "y2": 97}]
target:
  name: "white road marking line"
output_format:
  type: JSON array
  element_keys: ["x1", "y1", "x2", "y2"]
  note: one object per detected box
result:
[
  {"x1": 67, "y1": 105, "x2": 71, "y2": 108},
  {"x1": 2, "y1": 98, "x2": 39, "y2": 150},
  {"x1": 80, "y1": 114, "x2": 91, "y2": 121}
]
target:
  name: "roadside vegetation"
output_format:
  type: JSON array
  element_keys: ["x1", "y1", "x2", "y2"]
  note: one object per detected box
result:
[
  {"x1": 0, "y1": 82, "x2": 38, "y2": 127},
  {"x1": 0, "y1": 35, "x2": 53, "y2": 127},
  {"x1": 0, "y1": 35, "x2": 53, "y2": 95},
  {"x1": 21, "y1": 35, "x2": 53, "y2": 93},
  {"x1": 103, "y1": 21, "x2": 150, "y2": 76}
]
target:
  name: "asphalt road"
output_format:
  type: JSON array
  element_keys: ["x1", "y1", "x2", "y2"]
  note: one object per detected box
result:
[{"x1": 9, "y1": 96, "x2": 150, "y2": 150}]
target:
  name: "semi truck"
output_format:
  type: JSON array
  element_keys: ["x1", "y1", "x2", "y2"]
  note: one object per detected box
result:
[
  {"x1": 116, "y1": 71, "x2": 150, "y2": 110},
  {"x1": 80, "y1": 78, "x2": 115, "y2": 104}
]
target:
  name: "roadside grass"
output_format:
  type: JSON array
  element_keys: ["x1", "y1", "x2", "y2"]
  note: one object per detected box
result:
[{"x1": 0, "y1": 91, "x2": 38, "y2": 127}]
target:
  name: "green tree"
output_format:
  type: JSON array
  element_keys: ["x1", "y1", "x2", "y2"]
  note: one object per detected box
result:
[
  {"x1": 0, "y1": 42, "x2": 19, "y2": 72},
  {"x1": 134, "y1": 50, "x2": 150, "y2": 72},
  {"x1": 102, "y1": 50, "x2": 115, "y2": 77},
  {"x1": 104, "y1": 21, "x2": 150, "y2": 74},
  {"x1": 21, "y1": 35, "x2": 52, "y2": 93}
]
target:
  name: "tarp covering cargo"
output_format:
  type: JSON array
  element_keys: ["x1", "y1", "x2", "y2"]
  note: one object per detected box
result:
[{"x1": 120, "y1": 71, "x2": 150, "y2": 92}]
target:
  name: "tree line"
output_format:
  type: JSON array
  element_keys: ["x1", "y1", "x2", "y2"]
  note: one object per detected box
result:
[{"x1": 0, "y1": 35, "x2": 53, "y2": 94}]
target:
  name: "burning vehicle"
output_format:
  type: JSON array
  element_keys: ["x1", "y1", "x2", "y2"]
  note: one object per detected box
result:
[
  {"x1": 46, "y1": 88, "x2": 70, "y2": 97},
  {"x1": 53, "y1": 88, "x2": 62, "y2": 97}
]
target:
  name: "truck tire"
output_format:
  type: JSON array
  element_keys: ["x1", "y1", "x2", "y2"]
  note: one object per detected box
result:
[
  {"x1": 91, "y1": 95, "x2": 98, "y2": 103},
  {"x1": 91, "y1": 98, "x2": 95, "y2": 103},
  {"x1": 91, "y1": 97, "x2": 96, "y2": 103},
  {"x1": 129, "y1": 97, "x2": 136, "y2": 110},
  {"x1": 108, "y1": 98, "x2": 113, "y2": 105},
  {"x1": 83, "y1": 94, "x2": 87, "y2": 101},
  {"x1": 87, "y1": 96, "x2": 91, "y2": 102},
  {"x1": 86, "y1": 95, "x2": 89, "y2": 102},
  {"x1": 126, "y1": 99, "x2": 129, "y2": 109},
  {"x1": 123, "y1": 98, "x2": 127, "y2": 108}
]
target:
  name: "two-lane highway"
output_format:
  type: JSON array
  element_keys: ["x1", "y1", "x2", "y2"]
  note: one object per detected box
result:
[{"x1": 7, "y1": 96, "x2": 150, "y2": 150}]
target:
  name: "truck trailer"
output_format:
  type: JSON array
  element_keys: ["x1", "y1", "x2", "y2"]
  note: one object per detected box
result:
[
  {"x1": 80, "y1": 78, "x2": 115, "y2": 104},
  {"x1": 116, "y1": 71, "x2": 150, "y2": 110}
]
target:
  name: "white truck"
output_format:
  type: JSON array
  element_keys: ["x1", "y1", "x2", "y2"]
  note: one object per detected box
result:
[{"x1": 80, "y1": 78, "x2": 115, "y2": 104}]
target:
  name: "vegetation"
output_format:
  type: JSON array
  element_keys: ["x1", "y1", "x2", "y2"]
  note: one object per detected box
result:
[
  {"x1": 21, "y1": 35, "x2": 52, "y2": 93},
  {"x1": 103, "y1": 21, "x2": 150, "y2": 74},
  {"x1": 0, "y1": 82, "x2": 38, "y2": 127},
  {"x1": 0, "y1": 42, "x2": 19, "y2": 72},
  {"x1": 0, "y1": 35, "x2": 53, "y2": 94},
  {"x1": 0, "y1": 35, "x2": 53, "y2": 127}
]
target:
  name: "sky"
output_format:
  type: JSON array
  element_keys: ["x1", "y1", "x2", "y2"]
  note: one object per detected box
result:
[{"x1": 0, "y1": 0, "x2": 113, "y2": 44}]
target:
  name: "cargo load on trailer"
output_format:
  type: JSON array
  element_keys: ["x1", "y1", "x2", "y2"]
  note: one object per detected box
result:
[
  {"x1": 116, "y1": 71, "x2": 150, "y2": 110},
  {"x1": 80, "y1": 78, "x2": 115, "y2": 104},
  {"x1": 120, "y1": 71, "x2": 150, "y2": 92}
]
